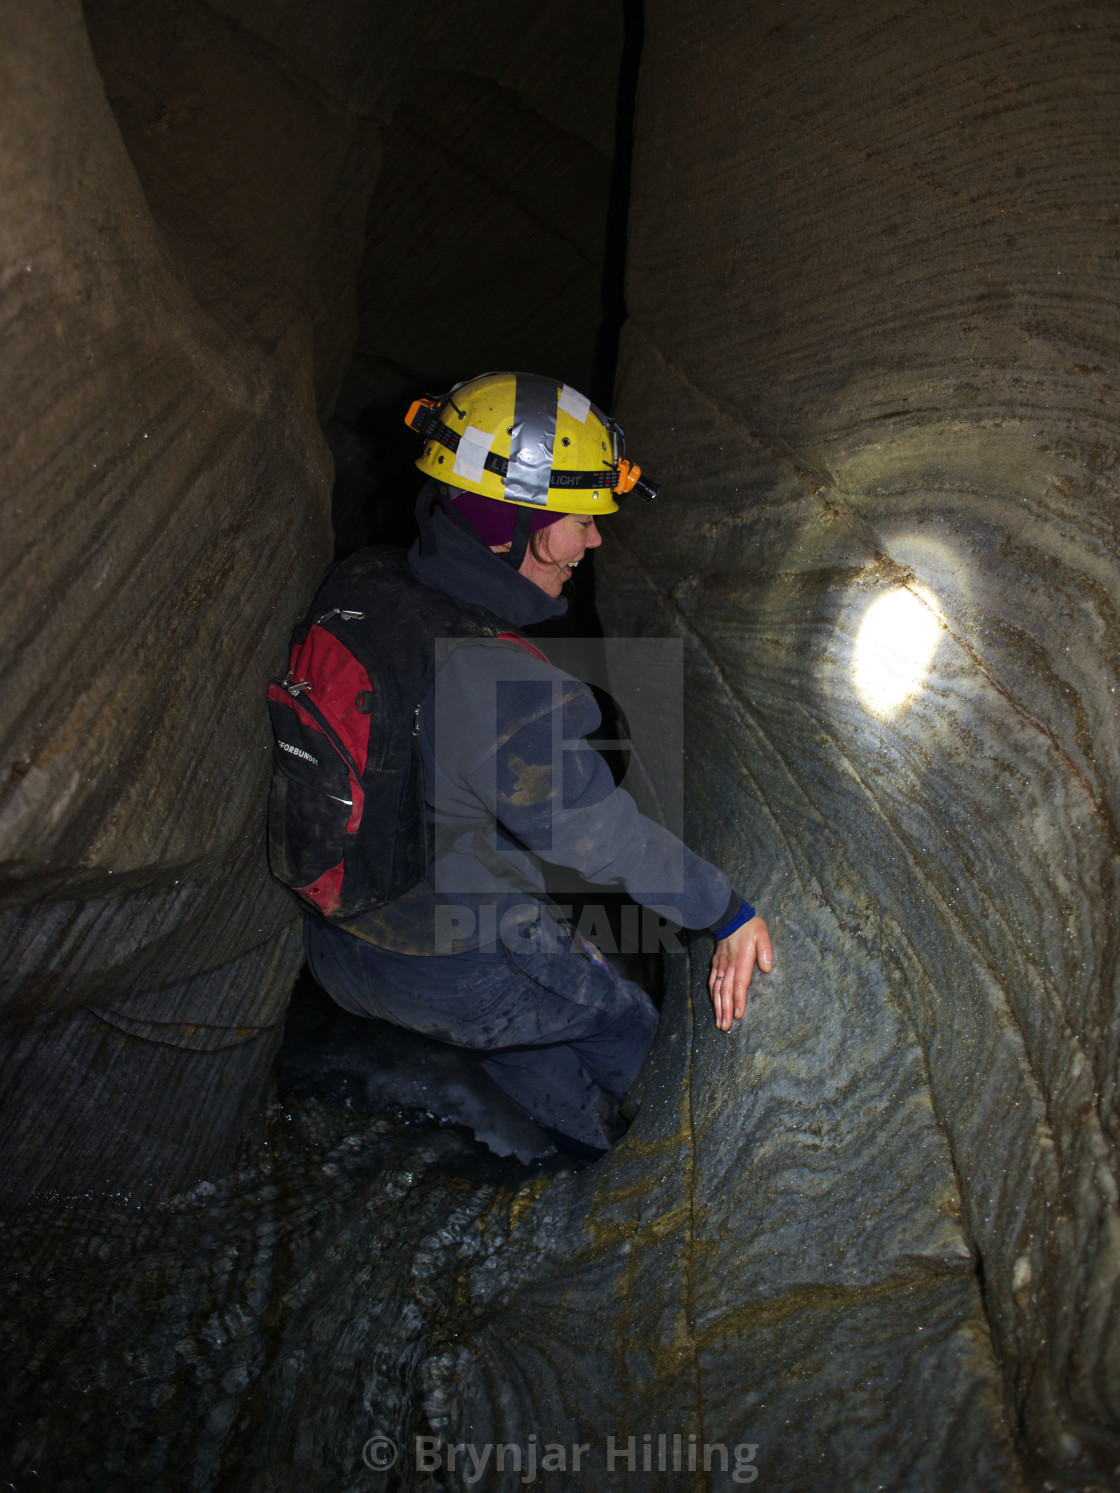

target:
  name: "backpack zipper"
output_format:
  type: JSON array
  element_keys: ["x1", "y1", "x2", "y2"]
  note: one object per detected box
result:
[
  {"x1": 316, "y1": 608, "x2": 366, "y2": 625},
  {"x1": 276, "y1": 677, "x2": 363, "y2": 781}
]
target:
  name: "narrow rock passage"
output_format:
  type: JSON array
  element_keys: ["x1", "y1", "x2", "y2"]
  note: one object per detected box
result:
[{"x1": 3, "y1": 1, "x2": 1120, "y2": 1487}]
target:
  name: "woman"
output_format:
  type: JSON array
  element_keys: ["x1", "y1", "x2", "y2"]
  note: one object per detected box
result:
[{"x1": 301, "y1": 372, "x2": 772, "y2": 1157}]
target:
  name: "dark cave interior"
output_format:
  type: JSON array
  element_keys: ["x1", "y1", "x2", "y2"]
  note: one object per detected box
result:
[{"x1": 2, "y1": 2, "x2": 1120, "y2": 1489}]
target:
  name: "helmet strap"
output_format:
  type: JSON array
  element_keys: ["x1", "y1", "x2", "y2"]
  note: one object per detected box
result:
[
  {"x1": 416, "y1": 485, "x2": 443, "y2": 556},
  {"x1": 505, "y1": 505, "x2": 534, "y2": 572},
  {"x1": 433, "y1": 485, "x2": 492, "y2": 553},
  {"x1": 432, "y1": 482, "x2": 535, "y2": 573}
]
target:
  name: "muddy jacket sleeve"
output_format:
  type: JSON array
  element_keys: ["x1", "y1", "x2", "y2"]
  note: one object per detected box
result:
[{"x1": 427, "y1": 640, "x2": 744, "y2": 931}]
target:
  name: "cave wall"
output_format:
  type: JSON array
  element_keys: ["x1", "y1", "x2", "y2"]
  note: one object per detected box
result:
[
  {"x1": 354, "y1": 67, "x2": 614, "y2": 398},
  {"x1": 0, "y1": 0, "x2": 366, "y2": 1201},
  {"x1": 3, "y1": 0, "x2": 1119, "y2": 1486},
  {"x1": 330, "y1": 0, "x2": 624, "y2": 553},
  {"x1": 352, "y1": 0, "x2": 621, "y2": 398},
  {"x1": 0, "y1": 0, "x2": 625, "y2": 1205},
  {"x1": 587, "y1": 0, "x2": 1120, "y2": 1481}
]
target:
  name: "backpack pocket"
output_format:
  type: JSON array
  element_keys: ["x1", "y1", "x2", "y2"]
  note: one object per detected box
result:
[
  {"x1": 267, "y1": 687, "x2": 358, "y2": 909},
  {"x1": 265, "y1": 587, "x2": 444, "y2": 917},
  {"x1": 351, "y1": 746, "x2": 427, "y2": 904}
]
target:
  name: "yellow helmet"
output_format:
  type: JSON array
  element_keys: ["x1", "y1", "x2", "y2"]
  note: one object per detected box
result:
[{"x1": 404, "y1": 372, "x2": 657, "y2": 513}]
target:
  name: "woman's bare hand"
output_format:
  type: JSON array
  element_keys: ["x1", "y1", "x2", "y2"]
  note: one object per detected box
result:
[{"x1": 709, "y1": 916, "x2": 773, "y2": 1031}]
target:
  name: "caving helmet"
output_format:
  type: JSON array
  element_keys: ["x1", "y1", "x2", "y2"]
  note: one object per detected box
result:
[{"x1": 404, "y1": 372, "x2": 658, "y2": 514}]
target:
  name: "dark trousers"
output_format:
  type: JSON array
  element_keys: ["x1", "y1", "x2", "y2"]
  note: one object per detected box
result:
[{"x1": 303, "y1": 911, "x2": 658, "y2": 1152}]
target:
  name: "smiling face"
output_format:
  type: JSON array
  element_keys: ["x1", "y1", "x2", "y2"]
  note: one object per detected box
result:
[
  {"x1": 521, "y1": 512, "x2": 603, "y2": 596},
  {"x1": 492, "y1": 512, "x2": 604, "y2": 597}
]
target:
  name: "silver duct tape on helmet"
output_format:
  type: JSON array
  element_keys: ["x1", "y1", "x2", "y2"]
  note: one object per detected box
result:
[{"x1": 505, "y1": 373, "x2": 559, "y2": 506}]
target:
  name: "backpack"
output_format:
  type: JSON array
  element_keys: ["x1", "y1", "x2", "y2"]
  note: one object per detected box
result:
[{"x1": 266, "y1": 546, "x2": 509, "y2": 918}]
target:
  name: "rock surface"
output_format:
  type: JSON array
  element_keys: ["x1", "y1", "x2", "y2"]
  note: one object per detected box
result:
[
  {"x1": 354, "y1": 66, "x2": 615, "y2": 401},
  {"x1": 0, "y1": 0, "x2": 362, "y2": 1200},
  {"x1": 3, "y1": 1, "x2": 1119, "y2": 1488},
  {"x1": 588, "y1": 0, "x2": 1120, "y2": 1482},
  {"x1": 0, "y1": 1101, "x2": 540, "y2": 1490}
]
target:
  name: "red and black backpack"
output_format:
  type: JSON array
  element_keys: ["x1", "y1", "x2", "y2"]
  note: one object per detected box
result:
[{"x1": 267, "y1": 546, "x2": 513, "y2": 919}]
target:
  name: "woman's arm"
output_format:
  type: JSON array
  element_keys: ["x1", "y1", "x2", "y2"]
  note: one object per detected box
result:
[{"x1": 433, "y1": 640, "x2": 775, "y2": 1022}]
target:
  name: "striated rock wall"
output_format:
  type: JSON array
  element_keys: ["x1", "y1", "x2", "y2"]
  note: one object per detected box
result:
[
  {"x1": 4, "y1": 0, "x2": 1118, "y2": 1486},
  {"x1": 580, "y1": 0, "x2": 1119, "y2": 1483},
  {"x1": 427, "y1": 952, "x2": 1028, "y2": 1490},
  {"x1": 0, "y1": 0, "x2": 372, "y2": 1201}
]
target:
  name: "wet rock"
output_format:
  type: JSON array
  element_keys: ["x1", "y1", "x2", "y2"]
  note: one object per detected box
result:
[{"x1": 427, "y1": 946, "x2": 1025, "y2": 1490}]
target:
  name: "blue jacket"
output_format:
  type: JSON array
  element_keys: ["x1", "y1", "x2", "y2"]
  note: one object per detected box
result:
[{"x1": 337, "y1": 489, "x2": 742, "y2": 955}]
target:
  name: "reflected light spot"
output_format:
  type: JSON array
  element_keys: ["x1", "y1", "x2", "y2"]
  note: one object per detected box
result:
[{"x1": 853, "y1": 584, "x2": 943, "y2": 716}]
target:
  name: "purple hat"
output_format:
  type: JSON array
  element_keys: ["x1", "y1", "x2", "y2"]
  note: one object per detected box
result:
[{"x1": 449, "y1": 490, "x2": 565, "y2": 548}]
